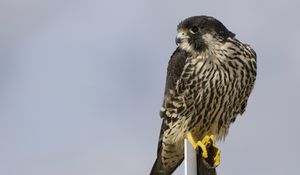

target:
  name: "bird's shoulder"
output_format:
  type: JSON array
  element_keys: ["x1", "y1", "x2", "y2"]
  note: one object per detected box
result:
[
  {"x1": 160, "y1": 48, "x2": 189, "y2": 119},
  {"x1": 164, "y1": 47, "x2": 188, "y2": 94},
  {"x1": 229, "y1": 38, "x2": 257, "y2": 61}
]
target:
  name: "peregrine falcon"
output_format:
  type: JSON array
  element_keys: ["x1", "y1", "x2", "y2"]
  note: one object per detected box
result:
[{"x1": 150, "y1": 16, "x2": 257, "y2": 175}]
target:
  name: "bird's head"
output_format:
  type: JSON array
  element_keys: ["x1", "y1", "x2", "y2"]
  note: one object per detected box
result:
[{"x1": 176, "y1": 16, "x2": 235, "y2": 54}]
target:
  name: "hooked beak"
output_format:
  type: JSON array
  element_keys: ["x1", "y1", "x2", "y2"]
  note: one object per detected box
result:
[{"x1": 176, "y1": 32, "x2": 190, "y2": 45}]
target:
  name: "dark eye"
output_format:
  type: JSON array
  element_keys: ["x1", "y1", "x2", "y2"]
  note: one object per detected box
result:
[{"x1": 190, "y1": 26, "x2": 199, "y2": 33}]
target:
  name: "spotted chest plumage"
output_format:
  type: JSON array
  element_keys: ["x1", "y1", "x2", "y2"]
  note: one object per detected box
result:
[{"x1": 162, "y1": 38, "x2": 256, "y2": 142}]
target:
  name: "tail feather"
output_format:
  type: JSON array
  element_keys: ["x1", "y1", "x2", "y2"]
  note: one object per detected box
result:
[
  {"x1": 150, "y1": 154, "x2": 183, "y2": 175},
  {"x1": 150, "y1": 120, "x2": 184, "y2": 174},
  {"x1": 150, "y1": 157, "x2": 165, "y2": 175}
]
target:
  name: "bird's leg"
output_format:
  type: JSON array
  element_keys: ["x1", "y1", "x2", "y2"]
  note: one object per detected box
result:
[{"x1": 186, "y1": 132, "x2": 221, "y2": 167}]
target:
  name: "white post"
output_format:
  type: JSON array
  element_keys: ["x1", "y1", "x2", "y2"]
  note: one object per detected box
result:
[{"x1": 184, "y1": 139, "x2": 197, "y2": 175}]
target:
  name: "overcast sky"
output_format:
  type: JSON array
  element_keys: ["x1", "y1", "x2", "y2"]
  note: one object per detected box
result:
[{"x1": 0, "y1": 0, "x2": 300, "y2": 175}]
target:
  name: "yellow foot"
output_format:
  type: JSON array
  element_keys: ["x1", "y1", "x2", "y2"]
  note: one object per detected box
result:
[{"x1": 187, "y1": 133, "x2": 221, "y2": 167}]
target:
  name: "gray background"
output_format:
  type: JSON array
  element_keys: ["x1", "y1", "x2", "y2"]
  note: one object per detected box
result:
[{"x1": 1, "y1": 0, "x2": 299, "y2": 175}]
